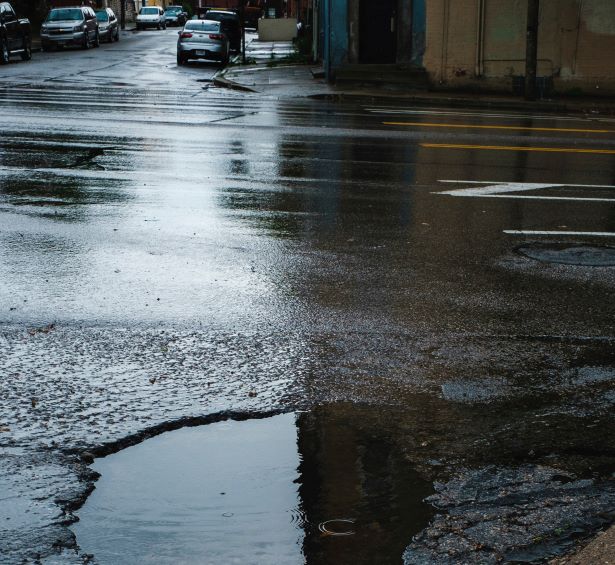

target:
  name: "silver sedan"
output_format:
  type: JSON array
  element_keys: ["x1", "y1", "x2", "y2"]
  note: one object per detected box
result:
[{"x1": 176, "y1": 20, "x2": 229, "y2": 66}]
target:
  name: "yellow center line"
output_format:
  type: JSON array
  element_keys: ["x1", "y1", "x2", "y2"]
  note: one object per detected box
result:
[
  {"x1": 420, "y1": 143, "x2": 615, "y2": 155},
  {"x1": 384, "y1": 121, "x2": 612, "y2": 134}
]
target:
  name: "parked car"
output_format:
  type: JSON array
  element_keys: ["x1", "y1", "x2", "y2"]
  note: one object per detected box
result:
[
  {"x1": 95, "y1": 8, "x2": 119, "y2": 43},
  {"x1": 164, "y1": 6, "x2": 186, "y2": 27},
  {"x1": 176, "y1": 19, "x2": 229, "y2": 66},
  {"x1": 203, "y1": 10, "x2": 240, "y2": 52},
  {"x1": 41, "y1": 6, "x2": 99, "y2": 51},
  {"x1": 0, "y1": 1, "x2": 31, "y2": 64},
  {"x1": 136, "y1": 6, "x2": 166, "y2": 30}
]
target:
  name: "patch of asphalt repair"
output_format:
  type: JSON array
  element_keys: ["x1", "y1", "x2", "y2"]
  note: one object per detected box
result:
[
  {"x1": 516, "y1": 243, "x2": 615, "y2": 267},
  {"x1": 404, "y1": 466, "x2": 615, "y2": 564},
  {"x1": 1, "y1": 326, "x2": 615, "y2": 563}
]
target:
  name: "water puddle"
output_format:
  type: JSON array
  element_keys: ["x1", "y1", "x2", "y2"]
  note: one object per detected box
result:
[{"x1": 72, "y1": 409, "x2": 434, "y2": 564}]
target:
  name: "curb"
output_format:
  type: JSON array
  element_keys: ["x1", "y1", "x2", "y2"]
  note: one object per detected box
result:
[
  {"x1": 307, "y1": 91, "x2": 615, "y2": 115},
  {"x1": 212, "y1": 74, "x2": 259, "y2": 93}
]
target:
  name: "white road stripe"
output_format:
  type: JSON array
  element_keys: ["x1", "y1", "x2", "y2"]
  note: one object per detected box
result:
[
  {"x1": 504, "y1": 230, "x2": 615, "y2": 237},
  {"x1": 435, "y1": 180, "x2": 615, "y2": 201},
  {"x1": 471, "y1": 195, "x2": 615, "y2": 202}
]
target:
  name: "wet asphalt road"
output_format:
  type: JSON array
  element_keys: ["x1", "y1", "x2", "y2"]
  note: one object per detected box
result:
[{"x1": 1, "y1": 28, "x2": 615, "y2": 564}]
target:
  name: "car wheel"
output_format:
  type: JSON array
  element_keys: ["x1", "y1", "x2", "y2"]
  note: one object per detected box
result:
[
  {"x1": 20, "y1": 36, "x2": 32, "y2": 61},
  {"x1": 177, "y1": 52, "x2": 184, "y2": 66},
  {"x1": 0, "y1": 36, "x2": 9, "y2": 65},
  {"x1": 94, "y1": 31, "x2": 100, "y2": 48},
  {"x1": 114, "y1": 29, "x2": 120, "y2": 42},
  {"x1": 82, "y1": 31, "x2": 89, "y2": 49},
  {"x1": 157, "y1": 23, "x2": 160, "y2": 30}
]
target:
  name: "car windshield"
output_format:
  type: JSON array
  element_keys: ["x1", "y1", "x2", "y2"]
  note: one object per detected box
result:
[
  {"x1": 204, "y1": 12, "x2": 230, "y2": 21},
  {"x1": 46, "y1": 9, "x2": 83, "y2": 21},
  {"x1": 140, "y1": 7, "x2": 159, "y2": 15},
  {"x1": 185, "y1": 21, "x2": 218, "y2": 32},
  {"x1": 95, "y1": 11, "x2": 109, "y2": 21},
  {"x1": 165, "y1": 8, "x2": 180, "y2": 13}
]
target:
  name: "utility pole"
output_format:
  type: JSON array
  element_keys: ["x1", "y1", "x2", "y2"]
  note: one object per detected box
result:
[
  {"x1": 120, "y1": 0, "x2": 125, "y2": 30},
  {"x1": 525, "y1": 0, "x2": 539, "y2": 100},
  {"x1": 240, "y1": 0, "x2": 246, "y2": 64}
]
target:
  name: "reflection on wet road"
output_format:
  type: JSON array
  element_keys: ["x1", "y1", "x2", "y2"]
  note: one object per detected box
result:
[
  {"x1": 74, "y1": 411, "x2": 433, "y2": 565},
  {"x1": 1, "y1": 28, "x2": 615, "y2": 564}
]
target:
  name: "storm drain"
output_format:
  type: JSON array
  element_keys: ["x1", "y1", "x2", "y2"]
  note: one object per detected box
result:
[
  {"x1": 517, "y1": 243, "x2": 615, "y2": 266},
  {"x1": 72, "y1": 409, "x2": 433, "y2": 564}
]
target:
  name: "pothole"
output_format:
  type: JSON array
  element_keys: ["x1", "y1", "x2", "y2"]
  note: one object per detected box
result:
[
  {"x1": 517, "y1": 243, "x2": 615, "y2": 266},
  {"x1": 72, "y1": 410, "x2": 434, "y2": 564}
]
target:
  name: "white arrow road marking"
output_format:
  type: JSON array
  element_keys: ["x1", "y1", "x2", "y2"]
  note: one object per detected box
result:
[
  {"x1": 435, "y1": 181, "x2": 615, "y2": 202},
  {"x1": 434, "y1": 181, "x2": 615, "y2": 237}
]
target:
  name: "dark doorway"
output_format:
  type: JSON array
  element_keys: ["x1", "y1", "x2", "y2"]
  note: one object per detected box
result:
[{"x1": 359, "y1": 0, "x2": 397, "y2": 64}]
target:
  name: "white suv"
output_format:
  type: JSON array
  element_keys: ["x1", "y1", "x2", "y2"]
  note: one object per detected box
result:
[{"x1": 136, "y1": 6, "x2": 166, "y2": 30}]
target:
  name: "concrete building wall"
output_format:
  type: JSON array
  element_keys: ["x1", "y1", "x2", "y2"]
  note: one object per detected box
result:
[
  {"x1": 424, "y1": 0, "x2": 615, "y2": 95},
  {"x1": 104, "y1": 0, "x2": 137, "y2": 22}
]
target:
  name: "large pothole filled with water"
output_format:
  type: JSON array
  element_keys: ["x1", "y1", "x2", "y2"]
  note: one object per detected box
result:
[{"x1": 72, "y1": 410, "x2": 434, "y2": 564}]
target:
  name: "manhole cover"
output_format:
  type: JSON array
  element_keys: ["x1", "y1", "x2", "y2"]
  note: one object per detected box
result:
[{"x1": 517, "y1": 243, "x2": 615, "y2": 266}]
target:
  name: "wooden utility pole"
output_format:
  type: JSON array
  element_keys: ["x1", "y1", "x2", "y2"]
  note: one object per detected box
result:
[
  {"x1": 525, "y1": 0, "x2": 539, "y2": 100},
  {"x1": 120, "y1": 0, "x2": 125, "y2": 30}
]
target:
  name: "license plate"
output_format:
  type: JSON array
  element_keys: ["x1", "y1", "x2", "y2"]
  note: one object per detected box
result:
[{"x1": 195, "y1": 50, "x2": 206, "y2": 56}]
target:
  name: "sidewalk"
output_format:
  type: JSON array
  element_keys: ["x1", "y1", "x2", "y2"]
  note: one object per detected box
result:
[
  {"x1": 550, "y1": 525, "x2": 615, "y2": 565},
  {"x1": 217, "y1": 38, "x2": 615, "y2": 115}
]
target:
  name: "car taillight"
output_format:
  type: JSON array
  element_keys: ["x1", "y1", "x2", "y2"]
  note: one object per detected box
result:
[
  {"x1": 209, "y1": 33, "x2": 224, "y2": 40},
  {"x1": 180, "y1": 32, "x2": 193, "y2": 38}
]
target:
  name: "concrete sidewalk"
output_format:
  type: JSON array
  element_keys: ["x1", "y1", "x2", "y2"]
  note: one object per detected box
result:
[
  {"x1": 218, "y1": 41, "x2": 615, "y2": 115},
  {"x1": 218, "y1": 63, "x2": 615, "y2": 114},
  {"x1": 550, "y1": 525, "x2": 615, "y2": 565}
]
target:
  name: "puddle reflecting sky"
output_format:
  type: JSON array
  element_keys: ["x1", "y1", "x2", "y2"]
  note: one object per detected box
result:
[
  {"x1": 73, "y1": 410, "x2": 434, "y2": 564},
  {"x1": 73, "y1": 414, "x2": 303, "y2": 565}
]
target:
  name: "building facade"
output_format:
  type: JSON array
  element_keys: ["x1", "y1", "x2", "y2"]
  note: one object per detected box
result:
[
  {"x1": 320, "y1": 0, "x2": 615, "y2": 96},
  {"x1": 426, "y1": 0, "x2": 615, "y2": 95},
  {"x1": 320, "y1": 0, "x2": 426, "y2": 77}
]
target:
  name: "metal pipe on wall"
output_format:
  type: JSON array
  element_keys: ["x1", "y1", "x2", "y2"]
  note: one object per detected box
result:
[
  {"x1": 440, "y1": 0, "x2": 449, "y2": 83},
  {"x1": 475, "y1": 0, "x2": 485, "y2": 77},
  {"x1": 572, "y1": 0, "x2": 583, "y2": 75},
  {"x1": 525, "y1": 0, "x2": 540, "y2": 100}
]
